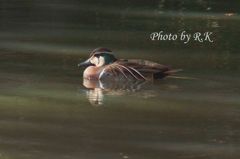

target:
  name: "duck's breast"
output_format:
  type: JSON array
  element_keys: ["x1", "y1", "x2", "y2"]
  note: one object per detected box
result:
[{"x1": 83, "y1": 66, "x2": 100, "y2": 80}]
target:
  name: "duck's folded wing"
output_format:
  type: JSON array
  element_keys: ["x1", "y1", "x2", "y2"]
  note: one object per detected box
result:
[
  {"x1": 118, "y1": 59, "x2": 172, "y2": 78},
  {"x1": 118, "y1": 59, "x2": 169, "y2": 70},
  {"x1": 100, "y1": 59, "x2": 172, "y2": 80},
  {"x1": 99, "y1": 62, "x2": 148, "y2": 80}
]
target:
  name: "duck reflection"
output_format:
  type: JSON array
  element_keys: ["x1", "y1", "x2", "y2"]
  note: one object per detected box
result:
[{"x1": 83, "y1": 79, "x2": 149, "y2": 106}]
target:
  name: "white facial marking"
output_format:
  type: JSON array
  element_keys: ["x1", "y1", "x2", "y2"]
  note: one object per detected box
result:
[
  {"x1": 90, "y1": 56, "x2": 99, "y2": 65},
  {"x1": 96, "y1": 56, "x2": 105, "y2": 67}
]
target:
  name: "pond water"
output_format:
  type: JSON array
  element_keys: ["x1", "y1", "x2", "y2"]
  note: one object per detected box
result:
[{"x1": 0, "y1": 1, "x2": 240, "y2": 159}]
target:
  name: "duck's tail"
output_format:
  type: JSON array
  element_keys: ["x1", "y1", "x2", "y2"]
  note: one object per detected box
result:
[
  {"x1": 166, "y1": 69, "x2": 198, "y2": 80},
  {"x1": 165, "y1": 69, "x2": 183, "y2": 75},
  {"x1": 154, "y1": 69, "x2": 184, "y2": 79},
  {"x1": 167, "y1": 75, "x2": 198, "y2": 80}
]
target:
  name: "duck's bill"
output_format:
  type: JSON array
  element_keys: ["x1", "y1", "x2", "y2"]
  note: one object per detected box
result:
[{"x1": 78, "y1": 59, "x2": 93, "y2": 67}]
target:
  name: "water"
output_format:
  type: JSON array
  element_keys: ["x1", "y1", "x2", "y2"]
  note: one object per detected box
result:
[{"x1": 0, "y1": 1, "x2": 240, "y2": 159}]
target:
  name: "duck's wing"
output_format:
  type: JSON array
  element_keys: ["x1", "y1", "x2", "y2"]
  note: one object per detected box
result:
[
  {"x1": 117, "y1": 59, "x2": 172, "y2": 79},
  {"x1": 99, "y1": 59, "x2": 174, "y2": 80},
  {"x1": 98, "y1": 61, "x2": 148, "y2": 80},
  {"x1": 118, "y1": 59, "x2": 168, "y2": 69}
]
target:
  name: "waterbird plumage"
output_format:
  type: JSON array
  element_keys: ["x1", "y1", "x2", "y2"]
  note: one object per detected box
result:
[{"x1": 78, "y1": 48, "x2": 182, "y2": 81}]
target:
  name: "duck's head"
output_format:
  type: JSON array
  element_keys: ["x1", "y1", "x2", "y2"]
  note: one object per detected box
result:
[{"x1": 78, "y1": 48, "x2": 117, "y2": 67}]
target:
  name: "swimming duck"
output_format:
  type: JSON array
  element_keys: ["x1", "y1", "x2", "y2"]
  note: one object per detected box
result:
[{"x1": 78, "y1": 48, "x2": 180, "y2": 81}]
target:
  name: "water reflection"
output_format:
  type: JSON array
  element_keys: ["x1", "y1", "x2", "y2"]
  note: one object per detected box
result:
[
  {"x1": 82, "y1": 78, "x2": 182, "y2": 106},
  {"x1": 83, "y1": 79, "x2": 149, "y2": 106}
]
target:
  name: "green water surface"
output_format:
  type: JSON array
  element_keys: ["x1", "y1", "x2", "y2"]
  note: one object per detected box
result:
[{"x1": 0, "y1": 1, "x2": 240, "y2": 159}]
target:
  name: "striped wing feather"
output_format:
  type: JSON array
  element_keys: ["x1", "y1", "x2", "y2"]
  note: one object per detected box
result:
[{"x1": 100, "y1": 59, "x2": 171, "y2": 80}]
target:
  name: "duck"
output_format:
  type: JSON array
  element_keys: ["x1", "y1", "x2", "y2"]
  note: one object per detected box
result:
[{"x1": 78, "y1": 48, "x2": 181, "y2": 81}]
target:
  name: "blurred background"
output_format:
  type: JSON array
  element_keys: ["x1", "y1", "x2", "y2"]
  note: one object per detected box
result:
[
  {"x1": 0, "y1": 0, "x2": 239, "y2": 70},
  {"x1": 0, "y1": 1, "x2": 240, "y2": 159}
]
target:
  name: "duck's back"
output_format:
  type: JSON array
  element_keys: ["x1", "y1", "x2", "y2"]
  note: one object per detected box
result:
[{"x1": 99, "y1": 59, "x2": 172, "y2": 81}]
